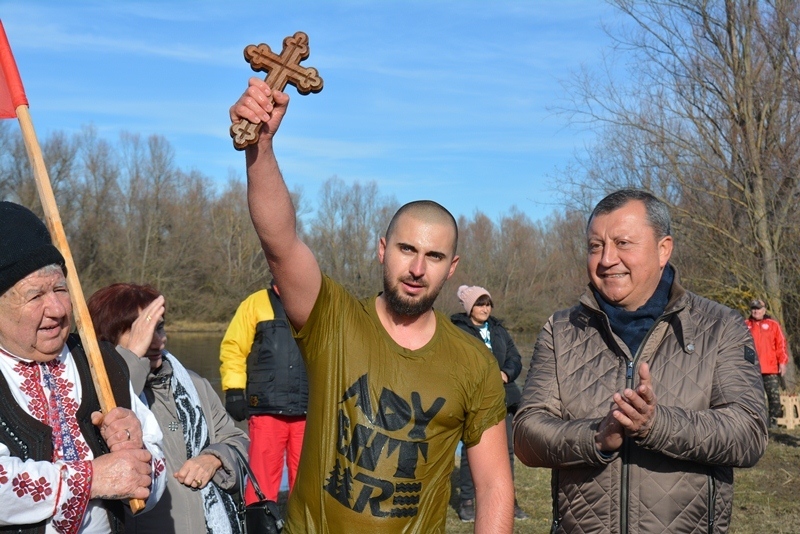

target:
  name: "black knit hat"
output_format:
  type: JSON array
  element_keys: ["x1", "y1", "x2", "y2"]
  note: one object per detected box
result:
[{"x1": 0, "y1": 201, "x2": 65, "y2": 295}]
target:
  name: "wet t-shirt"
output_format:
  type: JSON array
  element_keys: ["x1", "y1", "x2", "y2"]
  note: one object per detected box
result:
[{"x1": 285, "y1": 276, "x2": 506, "y2": 533}]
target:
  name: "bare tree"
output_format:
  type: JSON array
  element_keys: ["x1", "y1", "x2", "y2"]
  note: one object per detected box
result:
[
  {"x1": 70, "y1": 127, "x2": 123, "y2": 284},
  {"x1": 307, "y1": 176, "x2": 398, "y2": 298},
  {"x1": 447, "y1": 207, "x2": 587, "y2": 331},
  {"x1": 0, "y1": 124, "x2": 594, "y2": 336},
  {"x1": 561, "y1": 0, "x2": 800, "y2": 384},
  {"x1": 211, "y1": 177, "x2": 262, "y2": 283}
]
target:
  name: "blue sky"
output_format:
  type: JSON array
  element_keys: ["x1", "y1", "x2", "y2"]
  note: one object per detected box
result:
[{"x1": 2, "y1": 1, "x2": 618, "y2": 222}]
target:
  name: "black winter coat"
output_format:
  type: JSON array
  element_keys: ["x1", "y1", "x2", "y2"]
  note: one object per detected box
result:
[{"x1": 450, "y1": 313, "x2": 523, "y2": 409}]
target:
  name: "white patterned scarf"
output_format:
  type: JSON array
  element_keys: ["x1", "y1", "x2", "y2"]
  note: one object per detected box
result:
[{"x1": 163, "y1": 352, "x2": 242, "y2": 534}]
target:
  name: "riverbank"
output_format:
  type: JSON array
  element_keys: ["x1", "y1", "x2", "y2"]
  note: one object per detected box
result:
[{"x1": 167, "y1": 320, "x2": 229, "y2": 333}]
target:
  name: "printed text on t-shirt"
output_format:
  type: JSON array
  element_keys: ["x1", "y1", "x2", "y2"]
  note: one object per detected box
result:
[{"x1": 324, "y1": 373, "x2": 445, "y2": 518}]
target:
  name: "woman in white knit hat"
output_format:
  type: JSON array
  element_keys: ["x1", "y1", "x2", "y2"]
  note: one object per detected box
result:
[{"x1": 451, "y1": 285, "x2": 528, "y2": 523}]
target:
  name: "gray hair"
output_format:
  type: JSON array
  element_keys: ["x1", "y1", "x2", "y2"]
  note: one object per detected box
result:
[
  {"x1": 0, "y1": 264, "x2": 65, "y2": 300},
  {"x1": 39, "y1": 264, "x2": 66, "y2": 277},
  {"x1": 587, "y1": 189, "x2": 671, "y2": 239}
]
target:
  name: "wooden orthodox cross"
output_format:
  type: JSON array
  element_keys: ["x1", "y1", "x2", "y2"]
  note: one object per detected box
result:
[{"x1": 230, "y1": 31, "x2": 323, "y2": 150}]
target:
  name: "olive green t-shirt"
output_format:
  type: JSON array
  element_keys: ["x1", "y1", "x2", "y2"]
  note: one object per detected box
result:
[{"x1": 284, "y1": 276, "x2": 506, "y2": 533}]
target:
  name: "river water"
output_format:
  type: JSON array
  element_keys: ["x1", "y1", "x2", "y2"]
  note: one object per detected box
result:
[
  {"x1": 166, "y1": 332, "x2": 228, "y2": 398},
  {"x1": 167, "y1": 330, "x2": 540, "y2": 403}
]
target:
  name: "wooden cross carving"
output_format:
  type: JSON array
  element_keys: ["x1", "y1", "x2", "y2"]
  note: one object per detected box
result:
[{"x1": 230, "y1": 31, "x2": 323, "y2": 150}]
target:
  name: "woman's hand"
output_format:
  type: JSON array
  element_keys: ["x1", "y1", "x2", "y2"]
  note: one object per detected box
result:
[
  {"x1": 120, "y1": 296, "x2": 165, "y2": 357},
  {"x1": 174, "y1": 454, "x2": 222, "y2": 489}
]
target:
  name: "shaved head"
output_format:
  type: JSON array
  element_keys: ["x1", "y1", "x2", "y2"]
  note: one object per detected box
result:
[{"x1": 385, "y1": 200, "x2": 458, "y2": 256}]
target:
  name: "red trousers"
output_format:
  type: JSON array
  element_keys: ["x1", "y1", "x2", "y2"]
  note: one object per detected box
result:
[{"x1": 245, "y1": 414, "x2": 306, "y2": 503}]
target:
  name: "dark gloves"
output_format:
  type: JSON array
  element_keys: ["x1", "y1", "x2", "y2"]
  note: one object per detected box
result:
[{"x1": 225, "y1": 389, "x2": 247, "y2": 421}]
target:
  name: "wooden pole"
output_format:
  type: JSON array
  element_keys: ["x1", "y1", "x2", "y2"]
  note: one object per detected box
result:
[{"x1": 15, "y1": 104, "x2": 146, "y2": 514}]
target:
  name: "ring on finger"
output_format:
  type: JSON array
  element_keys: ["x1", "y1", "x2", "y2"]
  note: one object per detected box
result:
[
  {"x1": 124, "y1": 429, "x2": 131, "y2": 441},
  {"x1": 195, "y1": 479, "x2": 202, "y2": 486},
  {"x1": 146, "y1": 315, "x2": 152, "y2": 322}
]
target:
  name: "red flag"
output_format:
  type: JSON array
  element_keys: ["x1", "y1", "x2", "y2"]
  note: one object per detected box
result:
[{"x1": 0, "y1": 20, "x2": 28, "y2": 119}]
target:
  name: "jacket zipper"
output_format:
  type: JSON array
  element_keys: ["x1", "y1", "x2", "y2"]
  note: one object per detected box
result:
[
  {"x1": 551, "y1": 470, "x2": 560, "y2": 533},
  {"x1": 620, "y1": 360, "x2": 634, "y2": 534},
  {"x1": 707, "y1": 472, "x2": 716, "y2": 532},
  {"x1": 619, "y1": 313, "x2": 672, "y2": 534}
]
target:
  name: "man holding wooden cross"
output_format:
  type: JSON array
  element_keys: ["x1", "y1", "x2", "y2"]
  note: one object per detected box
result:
[
  {"x1": 0, "y1": 201, "x2": 166, "y2": 533},
  {"x1": 230, "y1": 78, "x2": 514, "y2": 532}
]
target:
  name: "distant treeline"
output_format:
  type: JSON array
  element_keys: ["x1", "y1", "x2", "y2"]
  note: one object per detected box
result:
[
  {"x1": 4, "y1": 2, "x2": 800, "y2": 384},
  {"x1": 0, "y1": 123, "x2": 584, "y2": 331},
  {"x1": 2, "y1": 121, "x2": 800, "y2": 376}
]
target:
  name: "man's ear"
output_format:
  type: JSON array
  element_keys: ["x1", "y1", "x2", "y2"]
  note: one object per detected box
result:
[
  {"x1": 378, "y1": 237, "x2": 387, "y2": 264},
  {"x1": 447, "y1": 255, "x2": 460, "y2": 280},
  {"x1": 658, "y1": 236, "x2": 673, "y2": 268}
]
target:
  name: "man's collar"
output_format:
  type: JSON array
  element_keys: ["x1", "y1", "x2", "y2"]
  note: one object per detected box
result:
[
  {"x1": 591, "y1": 263, "x2": 675, "y2": 314},
  {"x1": 0, "y1": 343, "x2": 69, "y2": 364}
]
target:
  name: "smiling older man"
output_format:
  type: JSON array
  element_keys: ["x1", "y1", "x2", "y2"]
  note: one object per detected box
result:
[
  {"x1": 0, "y1": 201, "x2": 165, "y2": 534},
  {"x1": 513, "y1": 189, "x2": 768, "y2": 534}
]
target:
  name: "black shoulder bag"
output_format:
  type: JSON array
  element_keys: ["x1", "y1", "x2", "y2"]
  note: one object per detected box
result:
[{"x1": 232, "y1": 447, "x2": 284, "y2": 534}]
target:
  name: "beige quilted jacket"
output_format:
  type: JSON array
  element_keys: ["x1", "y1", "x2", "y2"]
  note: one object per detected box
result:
[{"x1": 513, "y1": 278, "x2": 768, "y2": 534}]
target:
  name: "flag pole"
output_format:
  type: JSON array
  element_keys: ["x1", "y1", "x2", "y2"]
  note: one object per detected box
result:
[
  {"x1": 2, "y1": 24, "x2": 146, "y2": 514},
  {"x1": 16, "y1": 101, "x2": 147, "y2": 515},
  {"x1": 15, "y1": 107, "x2": 117, "y2": 413}
]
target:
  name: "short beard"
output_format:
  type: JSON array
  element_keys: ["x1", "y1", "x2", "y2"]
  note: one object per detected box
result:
[{"x1": 383, "y1": 272, "x2": 442, "y2": 318}]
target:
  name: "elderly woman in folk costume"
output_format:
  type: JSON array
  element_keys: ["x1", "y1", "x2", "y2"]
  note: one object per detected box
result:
[
  {"x1": 88, "y1": 283, "x2": 249, "y2": 534},
  {"x1": 0, "y1": 201, "x2": 166, "y2": 533}
]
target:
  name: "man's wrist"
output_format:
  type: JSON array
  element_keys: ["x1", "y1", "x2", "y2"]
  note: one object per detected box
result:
[{"x1": 597, "y1": 447, "x2": 614, "y2": 459}]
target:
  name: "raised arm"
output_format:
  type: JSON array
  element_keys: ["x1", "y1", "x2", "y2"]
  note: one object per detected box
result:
[{"x1": 229, "y1": 77, "x2": 321, "y2": 329}]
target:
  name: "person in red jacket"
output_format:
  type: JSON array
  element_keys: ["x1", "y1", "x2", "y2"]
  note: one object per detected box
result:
[{"x1": 746, "y1": 299, "x2": 789, "y2": 427}]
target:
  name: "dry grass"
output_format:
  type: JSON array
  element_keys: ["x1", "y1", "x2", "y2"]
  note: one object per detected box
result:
[{"x1": 444, "y1": 428, "x2": 800, "y2": 533}]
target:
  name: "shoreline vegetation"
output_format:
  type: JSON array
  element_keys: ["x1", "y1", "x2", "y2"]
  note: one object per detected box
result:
[{"x1": 166, "y1": 320, "x2": 229, "y2": 333}]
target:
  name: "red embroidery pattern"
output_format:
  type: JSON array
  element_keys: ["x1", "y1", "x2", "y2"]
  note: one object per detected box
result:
[
  {"x1": 44, "y1": 360, "x2": 89, "y2": 461},
  {"x1": 52, "y1": 461, "x2": 92, "y2": 534},
  {"x1": 14, "y1": 359, "x2": 90, "y2": 461},
  {"x1": 154, "y1": 456, "x2": 166, "y2": 478},
  {"x1": 11, "y1": 472, "x2": 52, "y2": 502},
  {"x1": 15, "y1": 361, "x2": 48, "y2": 421},
  {"x1": 30, "y1": 479, "x2": 53, "y2": 502},
  {"x1": 0, "y1": 464, "x2": 8, "y2": 484}
]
